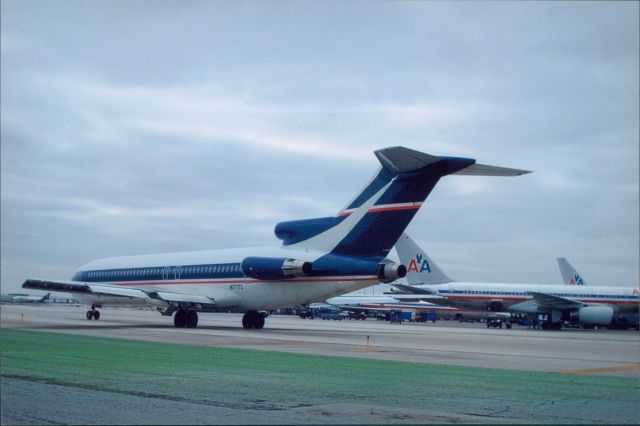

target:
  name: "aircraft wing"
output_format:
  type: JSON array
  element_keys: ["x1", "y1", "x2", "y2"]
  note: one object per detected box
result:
[
  {"x1": 22, "y1": 279, "x2": 217, "y2": 308},
  {"x1": 389, "y1": 293, "x2": 458, "y2": 307},
  {"x1": 326, "y1": 303, "x2": 371, "y2": 313},
  {"x1": 23, "y1": 279, "x2": 145, "y2": 298},
  {"x1": 527, "y1": 291, "x2": 583, "y2": 310},
  {"x1": 332, "y1": 305, "x2": 397, "y2": 313},
  {"x1": 391, "y1": 283, "x2": 438, "y2": 294}
]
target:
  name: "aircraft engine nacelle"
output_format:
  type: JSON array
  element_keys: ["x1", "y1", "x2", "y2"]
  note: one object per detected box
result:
[
  {"x1": 241, "y1": 257, "x2": 312, "y2": 281},
  {"x1": 376, "y1": 263, "x2": 407, "y2": 283},
  {"x1": 573, "y1": 305, "x2": 614, "y2": 326}
]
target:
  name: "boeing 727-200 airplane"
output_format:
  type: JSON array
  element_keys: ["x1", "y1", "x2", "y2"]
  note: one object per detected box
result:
[
  {"x1": 23, "y1": 146, "x2": 528, "y2": 329},
  {"x1": 394, "y1": 234, "x2": 640, "y2": 329}
]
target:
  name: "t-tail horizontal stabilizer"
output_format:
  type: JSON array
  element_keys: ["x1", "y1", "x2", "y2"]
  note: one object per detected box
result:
[{"x1": 278, "y1": 146, "x2": 530, "y2": 260}]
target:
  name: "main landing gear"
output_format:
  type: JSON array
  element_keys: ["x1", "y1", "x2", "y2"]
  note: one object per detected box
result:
[
  {"x1": 242, "y1": 310, "x2": 265, "y2": 329},
  {"x1": 173, "y1": 309, "x2": 198, "y2": 328},
  {"x1": 86, "y1": 305, "x2": 101, "y2": 320}
]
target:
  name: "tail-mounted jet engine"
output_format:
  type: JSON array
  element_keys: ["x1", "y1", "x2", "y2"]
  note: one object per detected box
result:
[
  {"x1": 376, "y1": 263, "x2": 407, "y2": 283},
  {"x1": 241, "y1": 257, "x2": 312, "y2": 280}
]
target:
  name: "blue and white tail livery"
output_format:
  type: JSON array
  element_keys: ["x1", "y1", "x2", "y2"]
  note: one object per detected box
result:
[
  {"x1": 277, "y1": 147, "x2": 528, "y2": 259},
  {"x1": 557, "y1": 257, "x2": 588, "y2": 285},
  {"x1": 23, "y1": 146, "x2": 529, "y2": 330}
]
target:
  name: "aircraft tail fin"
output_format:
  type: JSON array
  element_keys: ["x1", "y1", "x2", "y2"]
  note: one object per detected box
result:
[
  {"x1": 276, "y1": 146, "x2": 529, "y2": 259},
  {"x1": 557, "y1": 257, "x2": 588, "y2": 285},
  {"x1": 395, "y1": 234, "x2": 455, "y2": 284}
]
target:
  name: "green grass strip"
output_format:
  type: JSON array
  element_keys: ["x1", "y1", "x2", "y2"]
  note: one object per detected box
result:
[{"x1": 1, "y1": 328, "x2": 638, "y2": 423}]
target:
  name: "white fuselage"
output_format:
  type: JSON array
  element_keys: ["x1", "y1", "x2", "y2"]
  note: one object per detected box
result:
[
  {"x1": 72, "y1": 245, "x2": 380, "y2": 310},
  {"x1": 423, "y1": 282, "x2": 639, "y2": 314}
]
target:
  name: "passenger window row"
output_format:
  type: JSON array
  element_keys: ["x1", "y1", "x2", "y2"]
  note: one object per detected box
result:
[{"x1": 76, "y1": 263, "x2": 243, "y2": 281}]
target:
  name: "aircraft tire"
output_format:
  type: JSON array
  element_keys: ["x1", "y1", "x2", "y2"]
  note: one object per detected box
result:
[
  {"x1": 242, "y1": 311, "x2": 262, "y2": 329},
  {"x1": 186, "y1": 311, "x2": 198, "y2": 328},
  {"x1": 86, "y1": 310, "x2": 93, "y2": 320},
  {"x1": 174, "y1": 310, "x2": 186, "y2": 328},
  {"x1": 242, "y1": 313, "x2": 251, "y2": 329},
  {"x1": 93, "y1": 310, "x2": 101, "y2": 320}
]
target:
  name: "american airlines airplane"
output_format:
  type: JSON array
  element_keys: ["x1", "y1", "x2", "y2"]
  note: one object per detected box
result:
[
  {"x1": 22, "y1": 146, "x2": 528, "y2": 329},
  {"x1": 394, "y1": 234, "x2": 640, "y2": 329}
]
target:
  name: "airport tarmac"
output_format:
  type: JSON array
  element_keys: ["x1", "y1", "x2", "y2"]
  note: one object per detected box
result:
[{"x1": 2, "y1": 304, "x2": 639, "y2": 378}]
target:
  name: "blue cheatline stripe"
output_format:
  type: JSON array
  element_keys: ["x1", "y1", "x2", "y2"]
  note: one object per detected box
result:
[{"x1": 72, "y1": 263, "x2": 244, "y2": 283}]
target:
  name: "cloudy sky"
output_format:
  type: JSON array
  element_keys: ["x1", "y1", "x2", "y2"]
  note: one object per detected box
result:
[{"x1": 1, "y1": 1, "x2": 638, "y2": 294}]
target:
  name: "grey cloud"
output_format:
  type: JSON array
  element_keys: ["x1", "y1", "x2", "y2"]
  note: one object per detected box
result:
[{"x1": 1, "y1": 1, "x2": 638, "y2": 293}]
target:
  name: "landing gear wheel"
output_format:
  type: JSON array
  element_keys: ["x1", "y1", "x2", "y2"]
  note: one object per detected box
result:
[
  {"x1": 186, "y1": 311, "x2": 198, "y2": 328},
  {"x1": 242, "y1": 311, "x2": 264, "y2": 329},
  {"x1": 86, "y1": 305, "x2": 100, "y2": 320},
  {"x1": 174, "y1": 310, "x2": 186, "y2": 328}
]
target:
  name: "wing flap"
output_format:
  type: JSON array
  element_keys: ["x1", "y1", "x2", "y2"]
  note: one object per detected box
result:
[
  {"x1": 24, "y1": 279, "x2": 152, "y2": 300},
  {"x1": 391, "y1": 283, "x2": 438, "y2": 295},
  {"x1": 22, "y1": 279, "x2": 218, "y2": 307},
  {"x1": 528, "y1": 291, "x2": 582, "y2": 309},
  {"x1": 23, "y1": 279, "x2": 93, "y2": 294},
  {"x1": 151, "y1": 291, "x2": 215, "y2": 305},
  {"x1": 390, "y1": 293, "x2": 456, "y2": 306}
]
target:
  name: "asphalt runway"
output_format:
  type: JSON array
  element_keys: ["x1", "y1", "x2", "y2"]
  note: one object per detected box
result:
[{"x1": 2, "y1": 304, "x2": 639, "y2": 378}]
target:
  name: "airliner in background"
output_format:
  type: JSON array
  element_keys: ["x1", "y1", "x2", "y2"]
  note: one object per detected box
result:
[
  {"x1": 23, "y1": 146, "x2": 528, "y2": 330},
  {"x1": 325, "y1": 293, "x2": 512, "y2": 321},
  {"x1": 0, "y1": 292, "x2": 50, "y2": 304},
  {"x1": 394, "y1": 234, "x2": 640, "y2": 329}
]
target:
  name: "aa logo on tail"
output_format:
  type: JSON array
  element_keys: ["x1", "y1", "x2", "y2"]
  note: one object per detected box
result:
[
  {"x1": 569, "y1": 274, "x2": 584, "y2": 285},
  {"x1": 408, "y1": 253, "x2": 431, "y2": 274}
]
